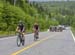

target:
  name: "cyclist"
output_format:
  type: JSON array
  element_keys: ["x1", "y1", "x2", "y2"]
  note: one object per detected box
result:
[
  {"x1": 16, "y1": 20, "x2": 25, "y2": 40},
  {"x1": 33, "y1": 22, "x2": 39, "y2": 40}
]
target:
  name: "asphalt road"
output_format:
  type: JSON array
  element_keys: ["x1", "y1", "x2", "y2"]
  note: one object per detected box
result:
[{"x1": 0, "y1": 29, "x2": 75, "y2": 55}]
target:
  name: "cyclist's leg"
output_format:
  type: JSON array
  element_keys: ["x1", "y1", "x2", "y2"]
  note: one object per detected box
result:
[
  {"x1": 36, "y1": 30, "x2": 39, "y2": 39},
  {"x1": 34, "y1": 31, "x2": 36, "y2": 41},
  {"x1": 35, "y1": 30, "x2": 39, "y2": 40},
  {"x1": 22, "y1": 32, "x2": 25, "y2": 45},
  {"x1": 22, "y1": 32, "x2": 25, "y2": 40}
]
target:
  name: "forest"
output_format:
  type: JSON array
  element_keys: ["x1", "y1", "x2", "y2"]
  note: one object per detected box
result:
[{"x1": 0, "y1": 0, "x2": 75, "y2": 36}]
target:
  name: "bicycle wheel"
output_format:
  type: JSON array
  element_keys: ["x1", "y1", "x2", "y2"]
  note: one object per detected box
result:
[
  {"x1": 17, "y1": 36, "x2": 21, "y2": 47},
  {"x1": 22, "y1": 36, "x2": 25, "y2": 46},
  {"x1": 34, "y1": 33, "x2": 39, "y2": 41}
]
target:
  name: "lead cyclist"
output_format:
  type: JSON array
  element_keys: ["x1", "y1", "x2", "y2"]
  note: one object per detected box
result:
[{"x1": 16, "y1": 20, "x2": 25, "y2": 42}]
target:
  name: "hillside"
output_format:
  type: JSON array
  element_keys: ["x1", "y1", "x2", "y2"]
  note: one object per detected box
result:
[
  {"x1": 0, "y1": 0, "x2": 59, "y2": 36},
  {"x1": 0, "y1": 0, "x2": 75, "y2": 36}
]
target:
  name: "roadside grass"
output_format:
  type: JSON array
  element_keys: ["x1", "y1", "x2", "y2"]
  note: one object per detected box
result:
[
  {"x1": 71, "y1": 27, "x2": 75, "y2": 37},
  {"x1": 0, "y1": 28, "x2": 48, "y2": 38},
  {"x1": 0, "y1": 31, "x2": 16, "y2": 38}
]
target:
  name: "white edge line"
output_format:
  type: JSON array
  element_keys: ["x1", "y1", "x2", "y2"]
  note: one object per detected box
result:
[
  {"x1": 0, "y1": 36, "x2": 16, "y2": 40},
  {"x1": 70, "y1": 30, "x2": 75, "y2": 42}
]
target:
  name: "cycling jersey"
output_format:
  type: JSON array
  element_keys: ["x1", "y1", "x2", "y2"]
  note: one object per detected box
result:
[
  {"x1": 34, "y1": 24, "x2": 39, "y2": 30},
  {"x1": 18, "y1": 23, "x2": 24, "y2": 32}
]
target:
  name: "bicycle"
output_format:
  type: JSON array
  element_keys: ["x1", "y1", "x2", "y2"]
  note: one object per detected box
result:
[
  {"x1": 34, "y1": 30, "x2": 39, "y2": 41},
  {"x1": 17, "y1": 32, "x2": 25, "y2": 47}
]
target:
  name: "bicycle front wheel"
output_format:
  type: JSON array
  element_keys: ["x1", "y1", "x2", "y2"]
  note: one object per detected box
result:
[{"x1": 17, "y1": 36, "x2": 21, "y2": 47}]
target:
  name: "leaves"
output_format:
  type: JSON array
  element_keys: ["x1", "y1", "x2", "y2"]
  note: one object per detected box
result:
[{"x1": 1, "y1": 1, "x2": 75, "y2": 32}]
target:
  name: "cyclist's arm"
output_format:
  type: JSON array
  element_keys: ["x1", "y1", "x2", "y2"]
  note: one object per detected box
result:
[
  {"x1": 37, "y1": 25, "x2": 39, "y2": 32},
  {"x1": 16, "y1": 26, "x2": 19, "y2": 32},
  {"x1": 22, "y1": 27, "x2": 25, "y2": 35},
  {"x1": 22, "y1": 27, "x2": 25, "y2": 32},
  {"x1": 33, "y1": 26, "x2": 35, "y2": 32},
  {"x1": 38, "y1": 27, "x2": 40, "y2": 32}
]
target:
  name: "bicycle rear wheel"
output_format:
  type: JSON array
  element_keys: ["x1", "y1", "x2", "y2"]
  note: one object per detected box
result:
[
  {"x1": 22, "y1": 36, "x2": 25, "y2": 46},
  {"x1": 34, "y1": 33, "x2": 39, "y2": 41}
]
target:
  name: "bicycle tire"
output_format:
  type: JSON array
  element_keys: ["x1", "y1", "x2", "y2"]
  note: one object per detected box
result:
[{"x1": 17, "y1": 36, "x2": 21, "y2": 47}]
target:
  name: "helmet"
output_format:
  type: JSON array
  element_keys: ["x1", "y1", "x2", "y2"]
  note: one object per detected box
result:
[
  {"x1": 18, "y1": 20, "x2": 24, "y2": 26},
  {"x1": 34, "y1": 22, "x2": 38, "y2": 25},
  {"x1": 19, "y1": 20, "x2": 23, "y2": 24}
]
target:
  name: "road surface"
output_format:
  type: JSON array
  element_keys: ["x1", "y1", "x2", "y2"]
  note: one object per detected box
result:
[{"x1": 0, "y1": 29, "x2": 75, "y2": 55}]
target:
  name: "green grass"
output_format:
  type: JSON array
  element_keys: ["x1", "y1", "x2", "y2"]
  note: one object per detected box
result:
[
  {"x1": 0, "y1": 28, "x2": 48, "y2": 38},
  {"x1": 71, "y1": 27, "x2": 75, "y2": 37},
  {"x1": 0, "y1": 31, "x2": 16, "y2": 38}
]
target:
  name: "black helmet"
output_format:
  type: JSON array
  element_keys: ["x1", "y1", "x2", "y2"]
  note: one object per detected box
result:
[
  {"x1": 19, "y1": 20, "x2": 23, "y2": 24},
  {"x1": 18, "y1": 20, "x2": 24, "y2": 26}
]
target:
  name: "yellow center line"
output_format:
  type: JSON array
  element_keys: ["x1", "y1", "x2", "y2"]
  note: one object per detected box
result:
[{"x1": 11, "y1": 34, "x2": 58, "y2": 55}]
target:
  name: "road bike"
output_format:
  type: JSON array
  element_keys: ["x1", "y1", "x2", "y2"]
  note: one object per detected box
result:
[
  {"x1": 17, "y1": 32, "x2": 25, "y2": 47},
  {"x1": 34, "y1": 30, "x2": 39, "y2": 41}
]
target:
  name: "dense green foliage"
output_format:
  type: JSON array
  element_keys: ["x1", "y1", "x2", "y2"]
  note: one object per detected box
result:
[
  {"x1": 32, "y1": 1, "x2": 75, "y2": 26},
  {"x1": 0, "y1": 0, "x2": 75, "y2": 35}
]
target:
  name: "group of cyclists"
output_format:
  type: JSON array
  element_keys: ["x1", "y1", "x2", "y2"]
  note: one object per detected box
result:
[{"x1": 16, "y1": 20, "x2": 39, "y2": 46}]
